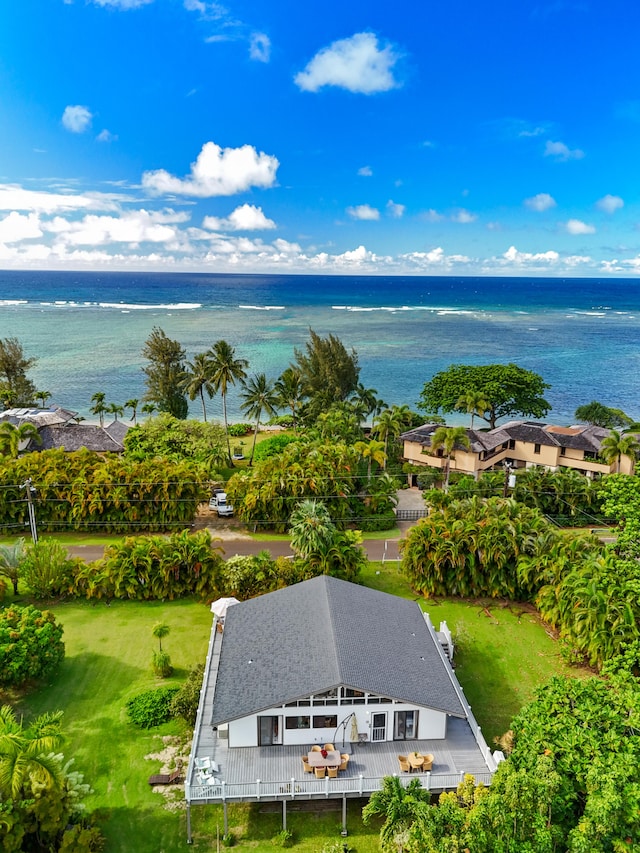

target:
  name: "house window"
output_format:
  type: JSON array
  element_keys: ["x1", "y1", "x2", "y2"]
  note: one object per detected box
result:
[
  {"x1": 534, "y1": 443, "x2": 541, "y2": 454},
  {"x1": 584, "y1": 451, "x2": 597, "y2": 460},
  {"x1": 285, "y1": 716, "x2": 310, "y2": 730},
  {"x1": 394, "y1": 710, "x2": 419, "y2": 740},
  {"x1": 313, "y1": 715, "x2": 337, "y2": 728},
  {"x1": 560, "y1": 447, "x2": 566, "y2": 456},
  {"x1": 341, "y1": 688, "x2": 365, "y2": 705},
  {"x1": 509, "y1": 440, "x2": 515, "y2": 450},
  {"x1": 311, "y1": 689, "x2": 338, "y2": 705}
]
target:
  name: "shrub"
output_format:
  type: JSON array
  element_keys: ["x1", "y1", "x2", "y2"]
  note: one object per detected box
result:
[
  {"x1": 170, "y1": 663, "x2": 205, "y2": 725},
  {"x1": 125, "y1": 687, "x2": 180, "y2": 728},
  {"x1": 272, "y1": 829, "x2": 294, "y2": 847},
  {"x1": 358, "y1": 511, "x2": 397, "y2": 532},
  {"x1": 0, "y1": 604, "x2": 65, "y2": 687},
  {"x1": 152, "y1": 650, "x2": 173, "y2": 677},
  {"x1": 227, "y1": 423, "x2": 252, "y2": 436},
  {"x1": 252, "y1": 434, "x2": 298, "y2": 462},
  {"x1": 59, "y1": 824, "x2": 105, "y2": 852},
  {"x1": 21, "y1": 538, "x2": 75, "y2": 598}
]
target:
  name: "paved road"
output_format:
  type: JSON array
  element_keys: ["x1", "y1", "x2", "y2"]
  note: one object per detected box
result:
[{"x1": 68, "y1": 532, "x2": 405, "y2": 564}]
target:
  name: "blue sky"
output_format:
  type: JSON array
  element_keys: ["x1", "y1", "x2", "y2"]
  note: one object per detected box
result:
[{"x1": 1, "y1": 0, "x2": 640, "y2": 276}]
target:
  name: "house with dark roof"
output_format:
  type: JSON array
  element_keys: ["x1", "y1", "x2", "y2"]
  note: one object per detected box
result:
[
  {"x1": 401, "y1": 420, "x2": 633, "y2": 479},
  {"x1": 185, "y1": 576, "x2": 498, "y2": 839},
  {"x1": 0, "y1": 405, "x2": 129, "y2": 455}
]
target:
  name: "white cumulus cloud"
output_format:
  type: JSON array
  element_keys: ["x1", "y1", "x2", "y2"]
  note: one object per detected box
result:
[
  {"x1": 451, "y1": 209, "x2": 477, "y2": 224},
  {"x1": 202, "y1": 204, "x2": 276, "y2": 231},
  {"x1": 358, "y1": 165, "x2": 373, "y2": 177},
  {"x1": 0, "y1": 184, "x2": 119, "y2": 213},
  {"x1": 386, "y1": 200, "x2": 405, "y2": 218},
  {"x1": 45, "y1": 209, "x2": 187, "y2": 246},
  {"x1": 596, "y1": 194, "x2": 624, "y2": 214},
  {"x1": 544, "y1": 140, "x2": 584, "y2": 161},
  {"x1": 142, "y1": 141, "x2": 279, "y2": 197},
  {"x1": 0, "y1": 212, "x2": 43, "y2": 243},
  {"x1": 566, "y1": 219, "x2": 596, "y2": 235},
  {"x1": 502, "y1": 246, "x2": 560, "y2": 264},
  {"x1": 62, "y1": 105, "x2": 93, "y2": 134},
  {"x1": 97, "y1": 129, "x2": 118, "y2": 143},
  {"x1": 346, "y1": 204, "x2": 380, "y2": 221},
  {"x1": 524, "y1": 192, "x2": 556, "y2": 212},
  {"x1": 249, "y1": 32, "x2": 271, "y2": 62},
  {"x1": 294, "y1": 32, "x2": 401, "y2": 94}
]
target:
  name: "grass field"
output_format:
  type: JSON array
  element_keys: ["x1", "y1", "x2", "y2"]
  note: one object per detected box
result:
[{"x1": 7, "y1": 558, "x2": 577, "y2": 851}]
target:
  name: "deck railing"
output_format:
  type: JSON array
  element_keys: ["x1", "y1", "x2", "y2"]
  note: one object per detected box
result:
[{"x1": 186, "y1": 769, "x2": 495, "y2": 803}]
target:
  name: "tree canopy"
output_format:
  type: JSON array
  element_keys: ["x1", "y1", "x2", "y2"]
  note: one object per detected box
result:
[
  {"x1": 574, "y1": 399, "x2": 633, "y2": 428},
  {"x1": 293, "y1": 329, "x2": 359, "y2": 421},
  {"x1": 0, "y1": 338, "x2": 37, "y2": 407},
  {"x1": 141, "y1": 327, "x2": 188, "y2": 419},
  {"x1": 418, "y1": 363, "x2": 551, "y2": 428}
]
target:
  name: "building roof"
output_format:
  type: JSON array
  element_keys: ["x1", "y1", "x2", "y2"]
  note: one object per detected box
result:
[
  {"x1": 210, "y1": 575, "x2": 465, "y2": 725},
  {"x1": 0, "y1": 405, "x2": 78, "y2": 427},
  {"x1": 32, "y1": 421, "x2": 128, "y2": 453}
]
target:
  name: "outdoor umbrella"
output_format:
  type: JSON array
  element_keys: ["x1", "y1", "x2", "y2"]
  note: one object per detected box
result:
[{"x1": 210, "y1": 597, "x2": 240, "y2": 619}]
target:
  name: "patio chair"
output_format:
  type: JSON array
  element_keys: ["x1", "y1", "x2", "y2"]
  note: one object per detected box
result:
[
  {"x1": 148, "y1": 768, "x2": 182, "y2": 786},
  {"x1": 422, "y1": 753, "x2": 434, "y2": 771},
  {"x1": 397, "y1": 755, "x2": 410, "y2": 773},
  {"x1": 311, "y1": 745, "x2": 322, "y2": 752},
  {"x1": 314, "y1": 766, "x2": 326, "y2": 779},
  {"x1": 339, "y1": 754, "x2": 349, "y2": 771},
  {"x1": 323, "y1": 743, "x2": 335, "y2": 751},
  {"x1": 327, "y1": 765, "x2": 338, "y2": 778},
  {"x1": 195, "y1": 756, "x2": 211, "y2": 771},
  {"x1": 302, "y1": 755, "x2": 313, "y2": 773}
]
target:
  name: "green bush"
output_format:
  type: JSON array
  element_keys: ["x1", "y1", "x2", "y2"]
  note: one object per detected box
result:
[
  {"x1": 21, "y1": 538, "x2": 75, "y2": 598},
  {"x1": 358, "y1": 511, "x2": 397, "y2": 532},
  {"x1": 169, "y1": 663, "x2": 205, "y2": 724},
  {"x1": 272, "y1": 829, "x2": 294, "y2": 847},
  {"x1": 125, "y1": 687, "x2": 180, "y2": 728},
  {"x1": 152, "y1": 650, "x2": 173, "y2": 677},
  {"x1": 0, "y1": 604, "x2": 65, "y2": 687},
  {"x1": 227, "y1": 423, "x2": 253, "y2": 436},
  {"x1": 252, "y1": 434, "x2": 298, "y2": 462}
]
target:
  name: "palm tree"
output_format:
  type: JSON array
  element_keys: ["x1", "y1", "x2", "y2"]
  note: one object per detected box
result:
[
  {"x1": 35, "y1": 390, "x2": 52, "y2": 409},
  {"x1": 354, "y1": 438, "x2": 387, "y2": 483},
  {"x1": 0, "y1": 705, "x2": 64, "y2": 799},
  {"x1": 455, "y1": 390, "x2": 491, "y2": 429},
  {"x1": 289, "y1": 499, "x2": 335, "y2": 559},
  {"x1": 350, "y1": 383, "x2": 386, "y2": 421},
  {"x1": 372, "y1": 408, "x2": 406, "y2": 467},
  {"x1": 600, "y1": 429, "x2": 640, "y2": 473},
  {"x1": 124, "y1": 398, "x2": 139, "y2": 425},
  {"x1": 0, "y1": 537, "x2": 25, "y2": 595},
  {"x1": 240, "y1": 373, "x2": 279, "y2": 465},
  {"x1": 152, "y1": 621, "x2": 170, "y2": 652},
  {"x1": 141, "y1": 402, "x2": 157, "y2": 420},
  {"x1": 90, "y1": 391, "x2": 106, "y2": 427},
  {"x1": 207, "y1": 340, "x2": 248, "y2": 465},
  {"x1": 274, "y1": 367, "x2": 305, "y2": 431},
  {"x1": 0, "y1": 421, "x2": 42, "y2": 458},
  {"x1": 180, "y1": 352, "x2": 215, "y2": 421},
  {"x1": 106, "y1": 402, "x2": 124, "y2": 422},
  {"x1": 362, "y1": 775, "x2": 431, "y2": 852},
  {"x1": 430, "y1": 425, "x2": 471, "y2": 491}
]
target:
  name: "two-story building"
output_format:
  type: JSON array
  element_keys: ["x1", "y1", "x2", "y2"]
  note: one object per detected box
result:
[{"x1": 401, "y1": 420, "x2": 634, "y2": 479}]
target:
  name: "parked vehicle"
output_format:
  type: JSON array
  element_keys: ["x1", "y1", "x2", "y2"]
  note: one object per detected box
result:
[{"x1": 209, "y1": 488, "x2": 234, "y2": 517}]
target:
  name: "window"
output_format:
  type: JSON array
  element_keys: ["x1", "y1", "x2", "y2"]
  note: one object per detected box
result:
[
  {"x1": 311, "y1": 689, "x2": 338, "y2": 705},
  {"x1": 584, "y1": 451, "x2": 598, "y2": 460},
  {"x1": 285, "y1": 716, "x2": 310, "y2": 730},
  {"x1": 534, "y1": 443, "x2": 541, "y2": 454},
  {"x1": 341, "y1": 688, "x2": 365, "y2": 705},
  {"x1": 509, "y1": 439, "x2": 516, "y2": 450},
  {"x1": 313, "y1": 715, "x2": 337, "y2": 728},
  {"x1": 394, "y1": 710, "x2": 419, "y2": 740},
  {"x1": 560, "y1": 447, "x2": 566, "y2": 456}
]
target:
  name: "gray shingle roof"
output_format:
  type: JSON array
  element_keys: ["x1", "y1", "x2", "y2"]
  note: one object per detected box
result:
[
  {"x1": 210, "y1": 576, "x2": 465, "y2": 725},
  {"x1": 31, "y1": 423, "x2": 127, "y2": 452}
]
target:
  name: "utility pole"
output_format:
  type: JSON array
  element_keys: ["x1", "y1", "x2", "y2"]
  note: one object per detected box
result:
[{"x1": 20, "y1": 478, "x2": 38, "y2": 543}]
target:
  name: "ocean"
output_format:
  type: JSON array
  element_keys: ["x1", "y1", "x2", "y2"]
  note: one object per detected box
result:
[{"x1": 0, "y1": 269, "x2": 639, "y2": 424}]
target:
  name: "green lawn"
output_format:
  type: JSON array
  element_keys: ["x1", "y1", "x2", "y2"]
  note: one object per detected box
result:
[{"x1": 8, "y1": 559, "x2": 577, "y2": 851}]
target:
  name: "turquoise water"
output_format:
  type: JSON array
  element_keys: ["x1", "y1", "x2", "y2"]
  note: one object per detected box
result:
[{"x1": 0, "y1": 270, "x2": 639, "y2": 422}]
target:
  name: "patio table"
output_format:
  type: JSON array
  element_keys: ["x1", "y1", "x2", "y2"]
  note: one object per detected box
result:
[
  {"x1": 307, "y1": 749, "x2": 341, "y2": 768},
  {"x1": 408, "y1": 752, "x2": 424, "y2": 771}
]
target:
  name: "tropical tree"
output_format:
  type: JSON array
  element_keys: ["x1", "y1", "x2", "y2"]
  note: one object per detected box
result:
[
  {"x1": 0, "y1": 537, "x2": 25, "y2": 595},
  {"x1": 354, "y1": 438, "x2": 386, "y2": 483},
  {"x1": 240, "y1": 373, "x2": 279, "y2": 465},
  {"x1": 574, "y1": 400, "x2": 633, "y2": 428},
  {"x1": 350, "y1": 383, "x2": 386, "y2": 421},
  {"x1": 124, "y1": 398, "x2": 139, "y2": 425},
  {"x1": 599, "y1": 428, "x2": 640, "y2": 472},
  {"x1": 90, "y1": 391, "x2": 106, "y2": 427},
  {"x1": 455, "y1": 389, "x2": 491, "y2": 428},
  {"x1": 372, "y1": 407, "x2": 411, "y2": 466},
  {"x1": 141, "y1": 402, "x2": 157, "y2": 419},
  {"x1": 0, "y1": 705, "x2": 64, "y2": 799},
  {"x1": 0, "y1": 338, "x2": 37, "y2": 406},
  {"x1": 289, "y1": 499, "x2": 335, "y2": 558},
  {"x1": 180, "y1": 352, "x2": 215, "y2": 421},
  {"x1": 105, "y1": 402, "x2": 124, "y2": 422},
  {"x1": 429, "y1": 425, "x2": 470, "y2": 490},
  {"x1": 208, "y1": 339, "x2": 249, "y2": 464},
  {"x1": 0, "y1": 421, "x2": 42, "y2": 458},
  {"x1": 362, "y1": 776, "x2": 431, "y2": 852},
  {"x1": 35, "y1": 390, "x2": 52, "y2": 408},
  {"x1": 152, "y1": 622, "x2": 170, "y2": 652},
  {"x1": 419, "y1": 363, "x2": 550, "y2": 429},
  {"x1": 274, "y1": 367, "x2": 305, "y2": 431},
  {"x1": 141, "y1": 326, "x2": 188, "y2": 419},
  {"x1": 293, "y1": 329, "x2": 360, "y2": 422}
]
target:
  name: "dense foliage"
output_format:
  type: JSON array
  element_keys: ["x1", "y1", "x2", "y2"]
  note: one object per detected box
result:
[
  {"x1": 252, "y1": 433, "x2": 299, "y2": 462},
  {"x1": 20, "y1": 538, "x2": 78, "y2": 598},
  {"x1": 293, "y1": 329, "x2": 360, "y2": 421},
  {"x1": 0, "y1": 605, "x2": 64, "y2": 687},
  {"x1": 125, "y1": 687, "x2": 180, "y2": 728},
  {"x1": 418, "y1": 362, "x2": 551, "y2": 429},
  {"x1": 141, "y1": 327, "x2": 188, "y2": 419},
  {"x1": 0, "y1": 448, "x2": 208, "y2": 534},
  {"x1": 598, "y1": 473, "x2": 640, "y2": 557},
  {"x1": 226, "y1": 438, "x2": 397, "y2": 531},
  {"x1": 72, "y1": 529, "x2": 223, "y2": 601},
  {"x1": 574, "y1": 399, "x2": 633, "y2": 428},
  {"x1": 0, "y1": 337, "x2": 37, "y2": 407},
  {"x1": 169, "y1": 663, "x2": 205, "y2": 725},
  {"x1": 0, "y1": 706, "x2": 103, "y2": 852},
  {"x1": 123, "y1": 413, "x2": 227, "y2": 469}
]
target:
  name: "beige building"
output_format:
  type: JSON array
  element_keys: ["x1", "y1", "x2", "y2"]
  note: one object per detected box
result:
[{"x1": 401, "y1": 420, "x2": 635, "y2": 479}]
